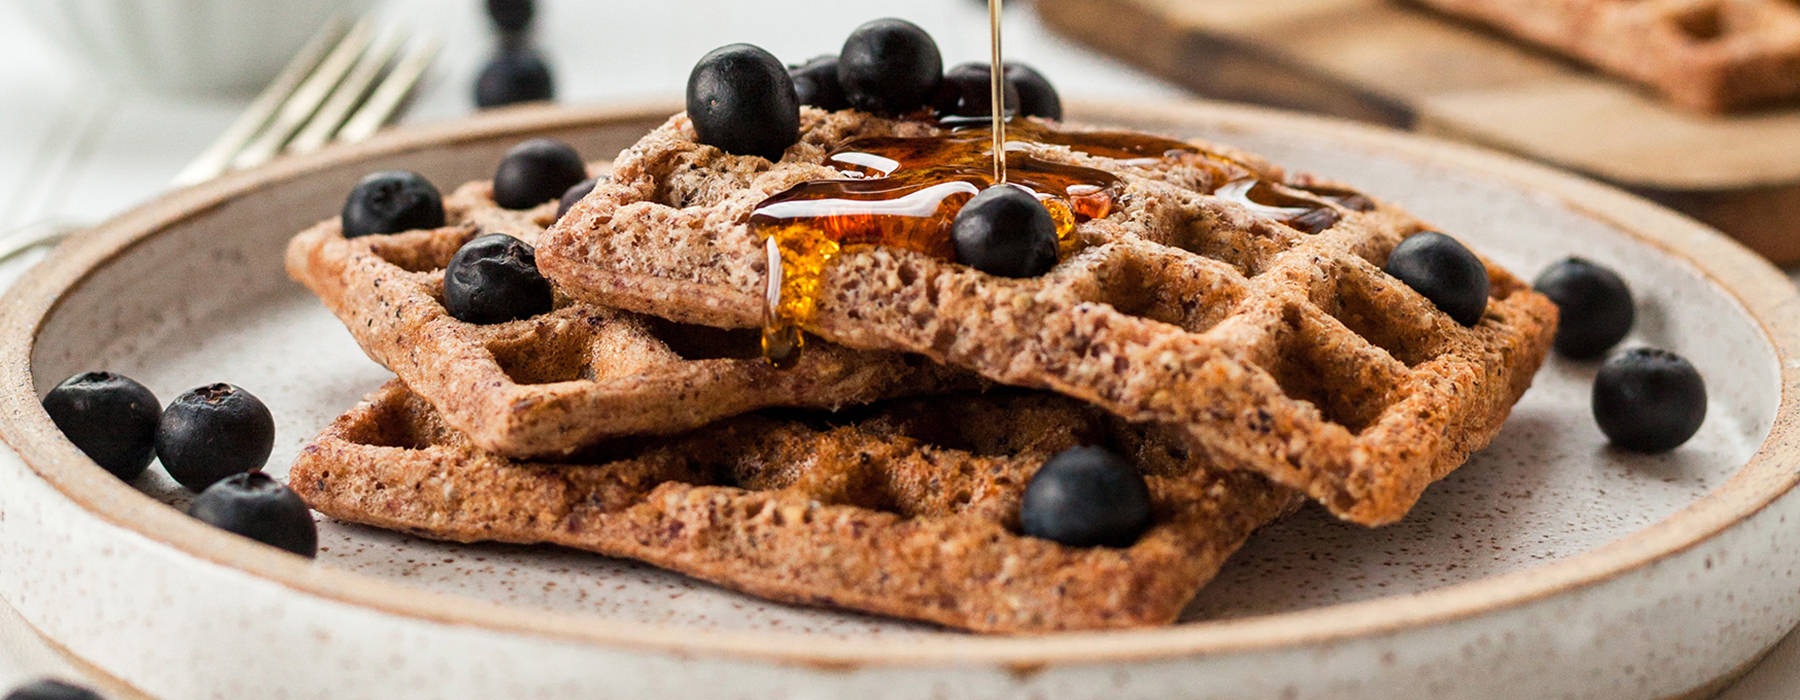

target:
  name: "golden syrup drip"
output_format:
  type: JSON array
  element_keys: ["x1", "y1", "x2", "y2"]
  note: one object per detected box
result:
[
  {"x1": 1213, "y1": 179, "x2": 1377, "y2": 234},
  {"x1": 751, "y1": 131, "x2": 1120, "y2": 365},
  {"x1": 997, "y1": 120, "x2": 1261, "y2": 177},
  {"x1": 1292, "y1": 183, "x2": 1375, "y2": 212},
  {"x1": 989, "y1": 0, "x2": 1007, "y2": 183},
  {"x1": 747, "y1": 121, "x2": 1341, "y2": 365}
]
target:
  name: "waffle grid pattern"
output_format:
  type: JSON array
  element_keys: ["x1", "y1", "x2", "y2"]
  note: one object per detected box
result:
[
  {"x1": 1413, "y1": 0, "x2": 1800, "y2": 111},
  {"x1": 285, "y1": 178, "x2": 972, "y2": 459},
  {"x1": 541, "y1": 110, "x2": 1558, "y2": 525},
  {"x1": 292, "y1": 381, "x2": 1299, "y2": 633}
]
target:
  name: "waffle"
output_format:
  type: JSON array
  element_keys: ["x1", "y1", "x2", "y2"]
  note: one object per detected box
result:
[
  {"x1": 286, "y1": 175, "x2": 973, "y2": 459},
  {"x1": 539, "y1": 109, "x2": 1558, "y2": 526},
  {"x1": 1411, "y1": 0, "x2": 1800, "y2": 112},
  {"x1": 292, "y1": 380, "x2": 1299, "y2": 633}
]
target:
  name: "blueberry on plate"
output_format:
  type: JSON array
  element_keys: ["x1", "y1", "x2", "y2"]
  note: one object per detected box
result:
[
  {"x1": 474, "y1": 47, "x2": 554, "y2": 108},
  {"x1": 444, "y1": 233, "x2": 555, "y2": 324},
  {"x1": 1005, "y1": 62, "x2": 1062, "y2": 120},
  {"x1": 3, "y1": 678, "x2": 102, "y2": 700},
  {"x1": 484, "y1": 0, "x2": 534, "y2": 33},
  {"x1": 687, "y1": 43, "x2": 801, "y2": 161},
  {"x1": 340, "y1": 170, "x2": 445, "y2": 238},
  {"x1": 555, "y1": 176, "x2": 602, "y2": 221},
  {"x1": 788, "y1": 55, "x2": 849, "y2": 111},
  {"x1": 1534, "y1": 257, "x2": 1635, "y2": 359},
  {"x1": 189, "y1": 472, "x2": 318, "y2": 558},
  {"x1": 951, "y1": 185, "x2": 1059, "y2": 278},
  {"x1": 1019, "y1": 446, "x2": 1152, "y2": 547},
  {"x1": 156, "y1": 383, "x2": 276, "y2": 492},
  {"x1": 1593, "y1": 347, "x2": 1706, "y2": 453},
  {"x1": 1383, "y1": 231, "x2": 1489, "y2": 327},
  {"x1": 41, "y1": 371, "x2": 160, "y2": 481},
  {"x1": 933, "y1": 62, "x2": 1020, "y2": 119},
  {"x1": 838, "y1": 18, "x2": 943, "y2": 115},
  {"x1": 492, "y1": 138, "x2": 587, "y2": 209}
]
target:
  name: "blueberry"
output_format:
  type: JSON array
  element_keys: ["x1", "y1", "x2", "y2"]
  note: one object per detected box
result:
[
  {"x1": 1534, "y1": 257, "x2": 1635, "y2": 359},
  {"x1": 555, "y1": 176, "x2": 601, "y2": 221},
  {"x1": 1004, "y1": 62, "x2": 1062, "y2": 120},
  {"x1": 474, "y1": 48, "x2": 554, "y2": 108},
  {"x1": 3, "y1": 679, "x2": 102, "y2": 700},
  {"x1": 340, "y1": 171, "x2": 445, "y2": 239},
  {"x1": 484, "y1": 0, "x2": 534, "y2": 33},
  {"x1": 1593, "y1": 347, "x2": 1706, "y2": 453},
  {"x1": 156, "y1": 383, "x2": 275, "y2": 493},
  {"x1": 933, "y1": 62, "x2": 1020, "y2": 119},
  {"x1": 788, "y1": 55, "x2": 849, "y2": 111},
  {"x1": 951, "y1": 185, "x2": 1059, "y2": 278},
  {"x1": 838, "y1": 18, "x2": 943, "y2": 115},
  {"x1": 41, "y1": 372, "x2": 160, "y2": 481},
  {"x1": 492, "y1": 138, "x2": 586, "y2": 210},
  {"x1": 1383, "y1": 231, "x2": 1489, "y2": 327},
  {"x1": 444, "y1": 233, "x2": 554, "y2": 324},
  {"x1": 189, "y1": 472, "x2": 318, "y2": 558},
  {"x1": 1020, "y1": 446, "x2": 1152, "y2": 547},
  {"x1": 687, "y1": 43, "x2": 800, "y2": 161}
]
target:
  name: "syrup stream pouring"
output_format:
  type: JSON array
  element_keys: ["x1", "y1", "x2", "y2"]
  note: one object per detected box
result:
[{"x1": 990, "y1": 0, "x2": 1007, "y2": 183}]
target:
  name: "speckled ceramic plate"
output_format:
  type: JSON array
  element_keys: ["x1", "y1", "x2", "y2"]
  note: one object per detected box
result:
[{"x1": 0, "y1": 101, "x2": 1796, "y2": 700}]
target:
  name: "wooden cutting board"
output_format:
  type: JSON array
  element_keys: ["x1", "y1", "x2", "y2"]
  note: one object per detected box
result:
[{"x1": 1037, "y1": 0, "x2": 1800, "y2": 264}]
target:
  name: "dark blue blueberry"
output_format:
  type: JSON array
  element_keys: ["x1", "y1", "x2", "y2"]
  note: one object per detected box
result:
[
  {"x1": 3, "y1": 679, "x2": 102, "y2": 700},
  {"x1": 444, "y1": 233, "x2": 554, "y2": 324},
  {"x1": 555, "y1": 176, "x2": 601, "y2": 221},
  {"x1": 788, "y1": 55, "x2": 849, "y2": 111},
  {"x1": 474, "y1": 48, "x2": 554, "y2": 108},
  {"x1": 340, "y1": 171, "x2": 445, "y2": 238},
  {"x1": 838, "y1": 18, "x2": 943, "y2": 115},
  {"x1": 1004, "y1": 62, "x2": 1062, "y2": 120},
  {"x1": 1019, "y1": 446, "x2": 1152, "y2": 547},
  {"x1": 933, "y1": 62, "x2": 1020, "y2": 119},
  {"x1": 1593, "y1": 347, "x2": 1706, "y2": 453},
  {"x1": 951, "y1": 185, "x2": 1058, "y2": 278},
  {"x1": 492, "y1": 138, "x2": 586, "y2": 210},
  {"x1": 1384, "y1": 231, "x2": 1489, "y2": 326},
  {"x1": 189, "y1": 472, "x2": 318, "y2": 558},
  {"x1": 1534, "y1": 257, "x2": 1635, "y2": 359},
  {"x1": 484, "y1": 0, "x2": 534, "y2": 33},
  {"x1": 155, "y1": 383, "x2": 275, "y2": 493},
  {"x1": 42, "y1": 371, "x2": 160, "y2": 481},
  {"x1": 687, "y1": 43, "x2": 800, "y2": 161}
]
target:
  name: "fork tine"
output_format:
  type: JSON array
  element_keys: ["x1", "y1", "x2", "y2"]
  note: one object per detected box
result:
[
  {"x1": 230, "y1": 19, "x2": 377, "y2": 171},
  {"x1": 286, "y1": 26, "x2": 407, "y2": 155},
  {"x1": 169, "y1": 16, "x2": 348, "y2": 187},
  {"x1": 336, "y1": 35, "x2": 440, "y2": 144}
]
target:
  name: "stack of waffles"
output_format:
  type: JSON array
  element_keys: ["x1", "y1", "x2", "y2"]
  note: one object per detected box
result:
[{"x1": 285, "y1": 107, "x2": 1557, "y2": 633}]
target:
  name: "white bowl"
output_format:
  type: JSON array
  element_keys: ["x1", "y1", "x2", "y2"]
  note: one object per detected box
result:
[{"x1": 11, "y1": 0, "x2": 373, "y2": 95}]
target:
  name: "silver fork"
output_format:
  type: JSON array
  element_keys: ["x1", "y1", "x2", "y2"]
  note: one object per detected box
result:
[{"x1": 0, "y1": 16, "x2": 439, "y2": 262}]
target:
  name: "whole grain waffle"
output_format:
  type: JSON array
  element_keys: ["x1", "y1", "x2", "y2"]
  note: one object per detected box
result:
[
  {"x1": 539, "y1": 109, "x2": 1558, "y2": 526},
  {"x1": 286, "y1": 175, "x2": 973, "y2": 459},
  {"x1": 292, "y1": 380, "x2": 1299, "y2": 633},
  {"x1": 1411, "y1": 0, "x2": 1800, "y2": 112}
]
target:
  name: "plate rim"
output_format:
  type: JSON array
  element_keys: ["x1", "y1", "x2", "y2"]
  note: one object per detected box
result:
[{"x1": 1, "y1": 98, "x2": 1796, "y2": 668}]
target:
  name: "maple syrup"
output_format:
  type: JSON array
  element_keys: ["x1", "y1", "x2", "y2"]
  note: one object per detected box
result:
[
  {"x1": 749, "y1": 2, "x2": 1369, "y2": 364},
  {"x1": 751, "y1": 131, "x2": 1118, "y2": 364},
  {"x1": 988, "y1": 0, "x2": 1007, "y2": 183},
  {"x1": 1214, "y1": 179, "x2": 1336, "y2": 234}
]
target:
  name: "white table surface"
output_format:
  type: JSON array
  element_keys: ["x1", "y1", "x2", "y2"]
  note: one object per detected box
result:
[{"x1": 0, "y1": 1, "x2": 1794, "y2": 697}]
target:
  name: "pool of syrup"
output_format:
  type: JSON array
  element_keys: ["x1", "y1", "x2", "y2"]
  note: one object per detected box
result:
[
  {"x1": 749, "y1": 125, "x2": 1209, "y2": 364},
  {"x1": 748, "y1": 122, "x2": 1375, "y2": 364}
]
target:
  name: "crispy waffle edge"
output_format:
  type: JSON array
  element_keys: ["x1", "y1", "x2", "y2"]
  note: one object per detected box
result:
[{"x1": 291, "y1": 380, "x2": 1301, "y2": 634}]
